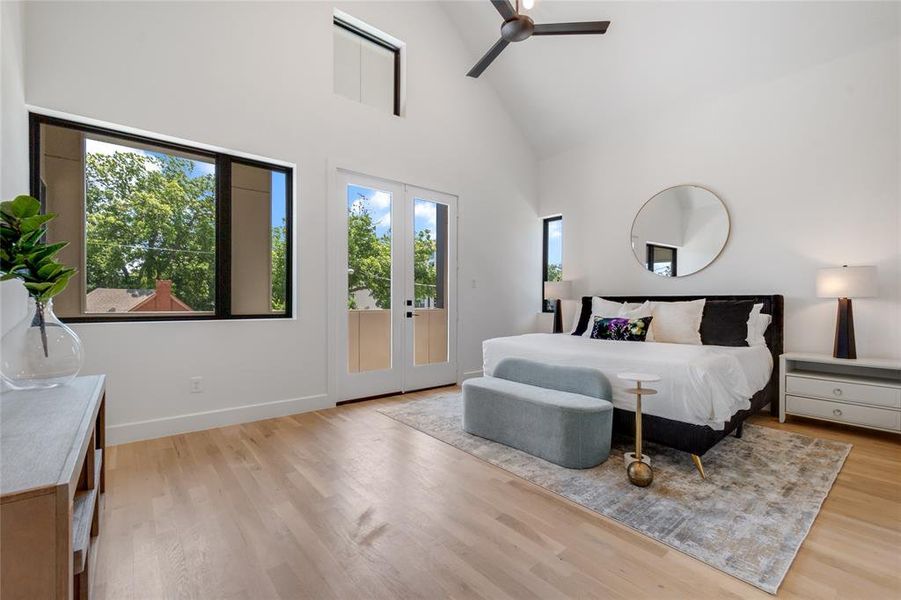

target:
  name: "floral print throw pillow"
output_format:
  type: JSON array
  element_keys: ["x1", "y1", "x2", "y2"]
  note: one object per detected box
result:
[{"x1": 590, "y1": 316, "x2": 653, "y2": 342}]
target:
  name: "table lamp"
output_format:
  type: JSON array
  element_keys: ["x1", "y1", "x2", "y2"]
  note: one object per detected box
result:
[
  {"x1": 816, "y1": 265, "x2": 877, "y2": 359},
  {"x1": 544, "y1": 280, "x2": 572, "y2": 334}
]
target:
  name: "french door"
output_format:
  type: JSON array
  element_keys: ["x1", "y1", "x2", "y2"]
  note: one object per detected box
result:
[{"x1": 336, "y1": 170, "x2": 457, "y2": 402}]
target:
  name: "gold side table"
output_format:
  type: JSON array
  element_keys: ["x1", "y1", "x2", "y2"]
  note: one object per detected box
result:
[{"x1": 617, "y1": 372, "x2": 660, "y2": 487}]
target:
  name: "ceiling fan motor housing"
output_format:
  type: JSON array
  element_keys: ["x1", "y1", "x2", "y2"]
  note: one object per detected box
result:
[{"x1": 501, "y1": 15, "x2": 534, "y2": 42}]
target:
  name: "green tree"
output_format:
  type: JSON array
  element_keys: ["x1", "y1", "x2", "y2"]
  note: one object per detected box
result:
[
  {"x1": 271, "y1": 222, "x2": 287, "y2": 312},
  {"x1": 346, "y1": 199, "x2": 439, "y2": 309},
  {"x1": 413, "y1": 228, "x2": 437, "y2": 307},
  {"x1": 85, "y1": 151, "x2": 216, "y2": 311},
  {"x1": 546, "y1": 263, "x2": 562, "y2": 282},
  {"x1": 347, "y1": 200, "x2": 391, "y2": 308}
]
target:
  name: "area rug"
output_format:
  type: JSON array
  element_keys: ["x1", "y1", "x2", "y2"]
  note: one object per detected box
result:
[{"x1": 377, "y1": 392, "x2": 851, "y2": 594}]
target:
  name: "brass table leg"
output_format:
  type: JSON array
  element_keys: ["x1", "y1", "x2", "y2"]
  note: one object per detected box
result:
[{"x1": 627, "y1": 382, "x2": 653, "y2": 487}]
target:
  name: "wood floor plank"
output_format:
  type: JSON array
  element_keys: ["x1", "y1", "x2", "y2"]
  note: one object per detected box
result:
[{"x1": 95, "y1": 387, "x2": 901, "y2": 599}]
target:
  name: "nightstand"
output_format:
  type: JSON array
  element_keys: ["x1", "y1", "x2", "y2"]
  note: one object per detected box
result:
[{"x1": 780, "y1": 353, "x2": 901, "y2": 433}]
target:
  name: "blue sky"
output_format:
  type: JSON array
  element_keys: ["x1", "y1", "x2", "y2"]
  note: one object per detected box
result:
[
  {"x1": 347, "y1": 184, "x2": 437, "y2": 239},
  {"x1": 547, "y1": 218, "x2": 562, "y2": 268},
  {"x1": 271, "y1": 171, "x2": 286, "y2": 228}
]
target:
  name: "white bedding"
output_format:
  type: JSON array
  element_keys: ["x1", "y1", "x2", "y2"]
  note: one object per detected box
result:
[{"x1": 482, "y1": 334, "x2": 773, "y2": 430}]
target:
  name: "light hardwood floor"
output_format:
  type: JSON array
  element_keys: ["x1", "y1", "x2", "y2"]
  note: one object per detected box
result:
[{"x1": 94, "y1": 387, "x2": 901, "y2": 599}]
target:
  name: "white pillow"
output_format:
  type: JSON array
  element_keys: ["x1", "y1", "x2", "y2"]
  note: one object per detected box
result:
[
  {"x1": 647, "y1": 299, "x2": 706, "y2": 345},
  {"x1": 746, "y1": 303, "x2": 771, "y2": 346},
  {"x1": 591, "y1": 297, "x2": 643, "y2": 315},
  {"x1": 582, "y1": 300, "x2": 652, "y2": 337}
]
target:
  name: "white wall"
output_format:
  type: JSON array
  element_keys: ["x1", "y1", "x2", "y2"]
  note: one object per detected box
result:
[
  {"x1": 539, "y1": 33, "x2": 901, "y2": 358},
  {"x1": 23, "y1": 1, "x2": 540, "y2": 442},
  {"x1": 0, "y1": 1, "x2": 30, "y2": 336}
]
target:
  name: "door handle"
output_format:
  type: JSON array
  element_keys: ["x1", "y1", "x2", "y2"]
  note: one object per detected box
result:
[{"x1": 406, "y1": 311, "x2": 420, "y2": 318}]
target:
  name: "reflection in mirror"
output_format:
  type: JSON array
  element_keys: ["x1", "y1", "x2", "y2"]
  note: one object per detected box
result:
[{"x1": 631, "y1": 185, "x2": 729, "y2": 277}]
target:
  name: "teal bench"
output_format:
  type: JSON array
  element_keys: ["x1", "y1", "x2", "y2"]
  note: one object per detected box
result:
[{"x1": 462, "y1": 358, "x2": 614, "y2": 469}]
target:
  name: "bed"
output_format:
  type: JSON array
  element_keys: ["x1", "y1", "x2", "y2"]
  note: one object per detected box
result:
[{"x1": 482, "y1": 294, "x2": 784, "y2": 457}]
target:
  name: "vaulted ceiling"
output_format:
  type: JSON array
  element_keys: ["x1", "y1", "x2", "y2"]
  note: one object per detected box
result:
[{"x1": 442, "y1": 1, "x2": 899, "y2": 159}]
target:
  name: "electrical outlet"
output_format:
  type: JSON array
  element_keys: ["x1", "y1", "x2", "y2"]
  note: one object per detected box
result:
[{"x1": 190, "y1": 376, "x2": 203, "y2": 393}]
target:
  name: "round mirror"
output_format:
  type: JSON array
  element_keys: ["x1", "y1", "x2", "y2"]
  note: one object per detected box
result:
[{"x1": 631, "y1": 185, "x2": 729, "y2": 277}]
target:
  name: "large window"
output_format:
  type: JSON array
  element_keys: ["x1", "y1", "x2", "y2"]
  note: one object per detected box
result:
[
  {"x1": 542, "y1": 216, "x2": 563, "y2": 312},
  {"x1": 30, "y1": 114, "x2": 292, "y2": 321},
  {"x1": 333, "y1": 14, "x2": 401, "y2": 116}
]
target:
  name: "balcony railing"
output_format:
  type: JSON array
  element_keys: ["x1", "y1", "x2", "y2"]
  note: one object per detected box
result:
[{"x1": 347, "y1": 308, "x2": 448, "y2": 373}]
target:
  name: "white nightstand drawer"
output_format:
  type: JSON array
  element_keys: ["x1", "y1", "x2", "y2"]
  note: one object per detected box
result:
[
  {"x1": 786, "y1": 395, "x2": 901, "y2": 431},
  {"x1": 786, "y1": 375, "x2": 901, "y2": 409}
]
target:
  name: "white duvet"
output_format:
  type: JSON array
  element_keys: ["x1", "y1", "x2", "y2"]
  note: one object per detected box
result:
[{"x1": 482, "y1": 334, "x2": 773, "y2": 430}]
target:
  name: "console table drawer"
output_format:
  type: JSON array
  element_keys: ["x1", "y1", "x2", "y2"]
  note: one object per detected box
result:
[
  {"x1": 785, "y1": 395, "x2": 901, "y2": 431},
  {"x1": 786, "y1": 375, "x2": 901, "y2": 409}
]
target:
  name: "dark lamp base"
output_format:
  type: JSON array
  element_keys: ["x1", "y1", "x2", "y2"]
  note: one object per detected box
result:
[{"x1": 833, "y1": 297, "x2": 857, "y2": 360}]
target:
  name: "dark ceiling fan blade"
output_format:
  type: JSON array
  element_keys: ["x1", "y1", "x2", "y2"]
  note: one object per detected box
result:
[
  {"x1": 467, "y1": 38, "x2": 510, "y2": 78},
  {"x1": 491, "y1": 0, "x2": 516, "y2": 21},
  {"x1": 533, "y1": 21, "x2": 610, "y2": 36}
]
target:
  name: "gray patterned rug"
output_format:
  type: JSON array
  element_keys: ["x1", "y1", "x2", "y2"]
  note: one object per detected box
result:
[{"x1": 378, "y1": 392, "x2": 851, "y2": 594}]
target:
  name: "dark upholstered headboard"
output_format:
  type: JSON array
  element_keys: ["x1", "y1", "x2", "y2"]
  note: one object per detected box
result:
[{"x1": 577, "y1": 295, "x2": 784, "y2": 415}]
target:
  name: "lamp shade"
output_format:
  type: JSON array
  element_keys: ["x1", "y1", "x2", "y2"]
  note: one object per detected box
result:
[
  {"x1": 544, "y1": 280, "x2": 573, "y2": 300},
  {"x1": 816, "y1": 265, "x2": 877, "y2": 298}
]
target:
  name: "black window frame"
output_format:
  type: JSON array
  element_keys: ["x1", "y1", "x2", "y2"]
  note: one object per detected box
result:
[
  {"x1": 646, "y1": 243, "x2": 677, "y2": 277},
  {"x1": 333, "y1": 16, "x2": 401, "y2": 117},
  {"x1": 29, "y1": 112, "x2": 294, "y2": 323},
  {"x1": 542, "y1": 215, "x2": 563, "y2": 313}
]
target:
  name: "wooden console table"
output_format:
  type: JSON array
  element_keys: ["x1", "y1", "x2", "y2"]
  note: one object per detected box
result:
[{"x1": 1, "y1": 375, "x2": 106, "y2": 600}]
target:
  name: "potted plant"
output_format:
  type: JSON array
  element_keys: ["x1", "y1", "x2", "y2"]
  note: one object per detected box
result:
[{"x1": 1, "y1": 195, "x2": 83, "y2": 389}]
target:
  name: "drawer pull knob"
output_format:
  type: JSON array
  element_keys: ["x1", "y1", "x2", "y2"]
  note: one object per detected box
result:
[
  {"x1": 833, "y1": 408, "x2": 843, "y2": 417},
  {"x1": 833, "y1": 388, "x2": 843, "y2": 396}
]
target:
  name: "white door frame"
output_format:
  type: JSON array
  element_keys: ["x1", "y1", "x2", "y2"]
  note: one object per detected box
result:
[{"x1": 327, "y1": 166, "x2": 459, "y2": 403}]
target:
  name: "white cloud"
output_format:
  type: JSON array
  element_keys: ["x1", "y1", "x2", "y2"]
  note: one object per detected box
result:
[
  {"x1": 414, "y1": 200, "x2": 437, "y2": 227},
  {"x1": 369, "y1": 190, "x2": 391, "y2": 210},
  {"x1": 86, "y1": 139, "x2": 161, "y2": 172}
]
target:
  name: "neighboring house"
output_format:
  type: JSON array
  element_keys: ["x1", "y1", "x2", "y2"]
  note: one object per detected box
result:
[{"x1": 85, "y1": 280, "x2": 192, "y2": 313}]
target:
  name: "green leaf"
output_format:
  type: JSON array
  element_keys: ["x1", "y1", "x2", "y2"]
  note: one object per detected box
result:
[
  {"x1": 38, "y1": 271, "x2": 74, "y2": 301},
  {"x1": 6, "y1": 196, "x2": 41, "y2": 219},
  {"x1": 23, "y1": 281, "x2": 53, "y2": 292},
  {"x1": 18, "y1": 228, "x2": 45, "y2": 247},
  {"x1": 29, "y1": 241, "x2": 68, "y2": 264},
  {"x1": 19, "y1": 213, "x2": 55, "y2": 233},
  {"x1": 37, "y1": 262, "x2": 64, "y2": 279}
]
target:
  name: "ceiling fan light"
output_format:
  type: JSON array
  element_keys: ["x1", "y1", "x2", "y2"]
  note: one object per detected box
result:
[{"x1": 522, "y1": 0, "x2": 535, "y2": 9}]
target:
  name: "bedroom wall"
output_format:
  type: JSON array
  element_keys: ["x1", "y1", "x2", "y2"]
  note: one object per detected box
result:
[
  {"x1": 23, "y1": 1, "x2": 540, "y2": 442},
  {"x1": 539, "y1": 30, "x2": 901, "y2": 359},
  {"x1": 0, "y1": 1, "x2": 29, "y2": 337}
]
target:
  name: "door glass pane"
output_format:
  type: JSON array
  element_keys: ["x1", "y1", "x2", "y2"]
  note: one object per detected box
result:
[
  {"x1": 413, "y1": 198, "x2": 448, "y2": 366},
  {"x1": 347, "y1": 184, "x2": 392, "y2": 373}
]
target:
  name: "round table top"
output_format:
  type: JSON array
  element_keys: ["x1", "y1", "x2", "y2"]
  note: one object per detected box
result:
[{"x1": 617, "y1": 372, "x2": 661, "y2": 383}]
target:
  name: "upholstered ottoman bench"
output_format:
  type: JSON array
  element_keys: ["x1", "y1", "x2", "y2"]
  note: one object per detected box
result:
[{"x1": 462, "y1": 358, "x2": 614, "y2": 469}]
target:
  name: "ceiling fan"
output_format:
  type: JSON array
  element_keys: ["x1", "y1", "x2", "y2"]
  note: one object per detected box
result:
[{"x1": 467, "y1": 0, "x2": 610, "y2": 78}]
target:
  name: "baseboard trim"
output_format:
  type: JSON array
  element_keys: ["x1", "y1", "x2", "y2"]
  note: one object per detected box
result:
[
  {"x1": 461, "y1": 369, "x2": 483, "y2": 381},
  {"x1": 107, "y1": 393, "x2": 333, "y2": 445}
]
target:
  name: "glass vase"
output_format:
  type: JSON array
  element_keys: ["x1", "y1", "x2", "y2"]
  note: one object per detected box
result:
[{"x1": 1, "y1": 298, "x2": 84, "y2": 390}]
